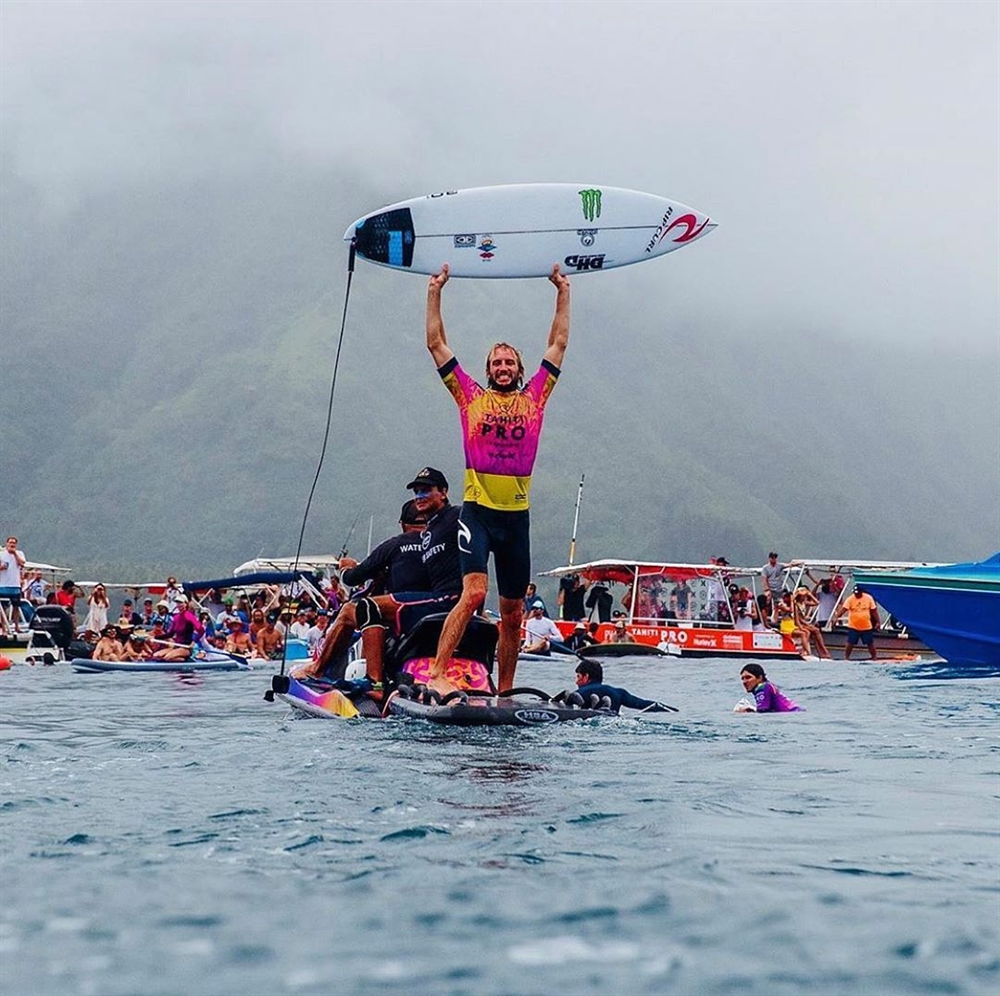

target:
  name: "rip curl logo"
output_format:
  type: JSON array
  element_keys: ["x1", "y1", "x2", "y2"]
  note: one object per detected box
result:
[
  {"x1": 579, "y1": 188, "x2": 602, "y2": 222},
  {"x1": 457, "y1": 519, "x2": 472, "y2": 554},
  {"x1": 577, "y1": 229, "x2": 597, "y2": 247},
  {"x1": 664, "y1": 213, "x2": 710, "y2": 244}
]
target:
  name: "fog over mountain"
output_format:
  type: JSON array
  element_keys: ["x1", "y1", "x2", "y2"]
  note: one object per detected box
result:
[{"x1": 2, "y1": 1, "x2": 997, "y2": 585}]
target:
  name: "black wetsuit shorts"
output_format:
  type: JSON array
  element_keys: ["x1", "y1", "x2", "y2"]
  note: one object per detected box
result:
[{"x1": 459, "y1": 502, "x2": 530, "y2": 601}]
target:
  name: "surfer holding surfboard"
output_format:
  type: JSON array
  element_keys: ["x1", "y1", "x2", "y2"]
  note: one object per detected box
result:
[{"x1": 425, "y1": 262, "x2": 570, "y2": 693}]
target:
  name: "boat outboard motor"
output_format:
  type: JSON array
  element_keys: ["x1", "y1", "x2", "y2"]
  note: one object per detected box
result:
[{"x1": 28, "y1": 606, "x2": 75, "y2": 650}]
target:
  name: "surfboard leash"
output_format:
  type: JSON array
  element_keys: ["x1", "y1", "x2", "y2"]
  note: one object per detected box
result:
[{"x1": 277, "y1": 239, "x2": 357, "y2": 680}]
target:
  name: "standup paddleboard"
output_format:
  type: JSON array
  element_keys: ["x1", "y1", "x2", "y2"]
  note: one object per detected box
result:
[{"x1": 344, "y1": 183, "x2": 715, "y2": 278}]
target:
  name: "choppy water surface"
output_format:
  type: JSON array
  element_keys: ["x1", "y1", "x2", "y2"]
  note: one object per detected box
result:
[{"x1": 2, "y1": 658, "x2": 998, "y2": 995}]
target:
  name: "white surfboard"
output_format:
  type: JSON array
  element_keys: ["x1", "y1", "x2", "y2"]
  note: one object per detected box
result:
[{"x1": 343, "y1": 183, "x2": 716, "y2": 278}]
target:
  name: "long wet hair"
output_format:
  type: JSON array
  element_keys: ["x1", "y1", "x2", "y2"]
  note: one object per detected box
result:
[
  {"x1": 485, "y1": 342, "x2": 525, "y2": 390},
  {"x1": 741, "y1": 663, "x2": 767, "y2": 682}
]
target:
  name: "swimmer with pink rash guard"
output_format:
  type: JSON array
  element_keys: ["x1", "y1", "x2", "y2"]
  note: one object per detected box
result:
[{"x1": 425, "y1": 262, "x2": 570, "y2": 694}]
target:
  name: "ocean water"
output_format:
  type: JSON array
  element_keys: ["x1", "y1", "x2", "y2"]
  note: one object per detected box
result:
[{"x1": 1, "y1": 657, "x2": 997, "y2": 996}]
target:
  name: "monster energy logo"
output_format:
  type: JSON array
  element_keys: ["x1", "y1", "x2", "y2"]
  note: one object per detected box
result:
[{"x1": 579, "y1": 188, "x2": 602, "y2": 222}]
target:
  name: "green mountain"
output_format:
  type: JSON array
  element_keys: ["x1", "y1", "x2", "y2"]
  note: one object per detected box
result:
[{"x1": 2, "y1": 164, "x2": 998, "y2": 591}]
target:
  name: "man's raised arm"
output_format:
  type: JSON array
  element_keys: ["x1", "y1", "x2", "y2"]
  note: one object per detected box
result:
[
  {"x1": 426, "y1": 264, "x2": 455, "y2": 368},
  {"x1": 543, "y1": 263, "x2": 571, "y2": 369}
]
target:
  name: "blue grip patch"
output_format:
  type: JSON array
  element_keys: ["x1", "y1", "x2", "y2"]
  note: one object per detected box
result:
[{"x1": 388, "y1": 230, "x2": 403, "y2": 267}]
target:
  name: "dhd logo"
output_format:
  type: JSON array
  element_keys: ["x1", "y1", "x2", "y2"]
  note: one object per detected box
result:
[{"x1": 564, "y1": 254, "x2": 606, "y2": 271}]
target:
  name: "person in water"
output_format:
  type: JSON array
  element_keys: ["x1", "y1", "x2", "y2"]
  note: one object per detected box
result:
[
  {"x1": 570, "y1": 660, "x2": 676, "y2": 714},
  {"x1": 736, "y1": 663, "x2": 803, "y2": 712},
  {"x1": 424, "y1": 262, "x2": 570, "y2": 694}
]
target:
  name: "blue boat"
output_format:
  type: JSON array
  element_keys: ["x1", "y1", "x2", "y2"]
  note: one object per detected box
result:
[{"x1": 853, "y1": 554, "x2": 1000, "y2": 665}]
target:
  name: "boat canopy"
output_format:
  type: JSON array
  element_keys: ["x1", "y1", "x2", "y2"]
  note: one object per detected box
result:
[
  {"x1": 232, "y1": 556, "x2": 342, "y2": 577},
  {"x1": 182, "y1": 571, "x2": 314, "y2": 593},
  {"x1": 539, "y1": 559, "x2": 763, "y2": 585},
  {"x1": 24, "y1": 561, "x2": 72, "y2": 574}
]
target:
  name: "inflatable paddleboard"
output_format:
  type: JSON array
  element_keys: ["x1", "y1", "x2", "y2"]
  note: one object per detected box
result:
[
  {"x1": 387, "y1": 688, "x2": 612, "y2": 726},
  {"x1": 72, "y1": 658, "x2": 250, "y2": 673},
  {"x1": 345, "y1": 183, "x2": 715, "y2": 278}
]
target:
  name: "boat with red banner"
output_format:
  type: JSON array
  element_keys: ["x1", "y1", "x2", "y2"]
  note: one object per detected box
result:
[{"x1": 540, "y1": 559, "x2": 802, "y2": 660}]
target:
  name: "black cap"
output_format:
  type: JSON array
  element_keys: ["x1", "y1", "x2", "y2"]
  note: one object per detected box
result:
[
  {"x1": 406, "y1": 467, "x2": 448, "y2": 490},
  {"x1": 400, "y1": 499, "x2": 429, "y2": 526}
]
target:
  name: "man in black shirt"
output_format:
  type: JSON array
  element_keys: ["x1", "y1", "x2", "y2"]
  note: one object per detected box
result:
[
  {"x1": 558, "y1": 574, "x2": 588, "y2": 621},
  {"x1": 297, "y1": 473, "x2": 461, "y2": 686},
  {"x1": 340, "y1": 499, "x2": 429, "y2": 597}
]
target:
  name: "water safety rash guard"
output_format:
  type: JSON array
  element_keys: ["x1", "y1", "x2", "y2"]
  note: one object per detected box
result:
[{"x1": 438, "y1": 357, "x2": 560, "y2": 511}]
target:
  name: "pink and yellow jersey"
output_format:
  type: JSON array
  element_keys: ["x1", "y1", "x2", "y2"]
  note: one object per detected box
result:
[{"x1": 438, "y1": 357, "x2": 560, "y2": 511}]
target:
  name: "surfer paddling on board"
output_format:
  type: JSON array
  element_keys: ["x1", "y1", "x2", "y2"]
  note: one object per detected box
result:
[{"x1": 424, "y1": 262, "x2": 570, "y2": 694}]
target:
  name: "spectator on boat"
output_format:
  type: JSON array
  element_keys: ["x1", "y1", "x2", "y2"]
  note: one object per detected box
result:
[
  {"x1": 609, "y1": 620, "x2": 630, "y2": 643},
  {"x1": 275, "y1": 607, "x2": 294, "y2": 639},
  {"x1": 83, "y1": 584, "x2": 111, "y2": 635},
  {"x1": 256, "y1": 614, "x2": 284, "y2": 659},
  {"x1": 164, "y1": 577, "x2": 185, "y2": 612},
  {"x1": 733, "y1": 590, "x2": 755, "y2": 631},
  {"x1": 306, "y1": 612, "x2": 329, "y2": 656},
  {"x1": 792, "y1": 587, "x2": 831, "y2": 658},
  {"x1": 92, "y1": 625, "x2": 125, "y2": 661},
  {"x1": 669, "y1": 578, "x2": 694, "y2": 621},
  {"x1": 119, "y1": 628, "x2": 152, "y2": 661},
  {"x1": 23, "y1": 569, "x2": 49, "y2": 608},
  {"x1": 565, "y1": 622, "x2": 597, "y2": 651},
  {"x1": 147, "y1": 618, "x2": 170, "y2": 654},
  {"x1": 249, "y1": 608, "x2": 267, "y2": 645},
  {"x1": 224, "y1": 618, "x2": 255, "y2": 658},
  {"x1": 152, "y1": 597, "x2": 203, "y2": 661},
  {"x1": 54, "y1": 579, "x2": 82, "y2": 623},
  {"x1": 152, "y1": 599, "x2": 171, "y2": 627},
  {"x1": 136, "y1": 598, "x2": 156, "y2": 629},
  {"x1": 557, "y1": 574, "x2": 588, "y2": 621},
  {"x1": 708, "y1": 559, "x2": 733, "y2": 623},
  {"x1": 289, "y1": 608, "x2": 312, "y2": 642},
  {"x1": 586, "y1": 582, "x2": 613, "y2": 623},
  {"x1": 735, "y1": 663, "x2": 803, "y2": 712},
  {"x1": 571, "y1": 660, "x2": 676, "y2": 714},
  {"x1": 774, "y1": 591, "x2": 804, "y2": 651},
  {"x1": 204, "y1": 588, "x2": 227, "y2": 620},
  {"x1": 522, "y1": 601, "x2": 570, "y2": 655},
  {"x1": 833, "y1": 585, "x2": 879, "y2": 660},
  {"x1": 811, "y1": 578, "x2": 839, "y2": 628},
  {"x1": 0, "y1": 536, "x2": 27, "y2": 631},
  {"x1": 762, "y1": 552, "x2": 788, "y2": 623},
  {"x1": 754, "y1": 593, "x2": 770, "y2": 631},
  {"x1": 216, "y1": 598, "x2": 242, "y2": 633},
  {"x1": 523, "y1": 583, "x2": 548, "y2": 617},
  {"x1": 587, "y1": 621, "x2": 603, "y2": 643},
  {"x1": 198, "y1": 610, "x2": 216, "y2": 640},
  {"x1": 236, "y1": 592, "x2": 251, "y2": 617},
  {"x1": 119, "y1": 599, "x2": 142, "y2": 627}
]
